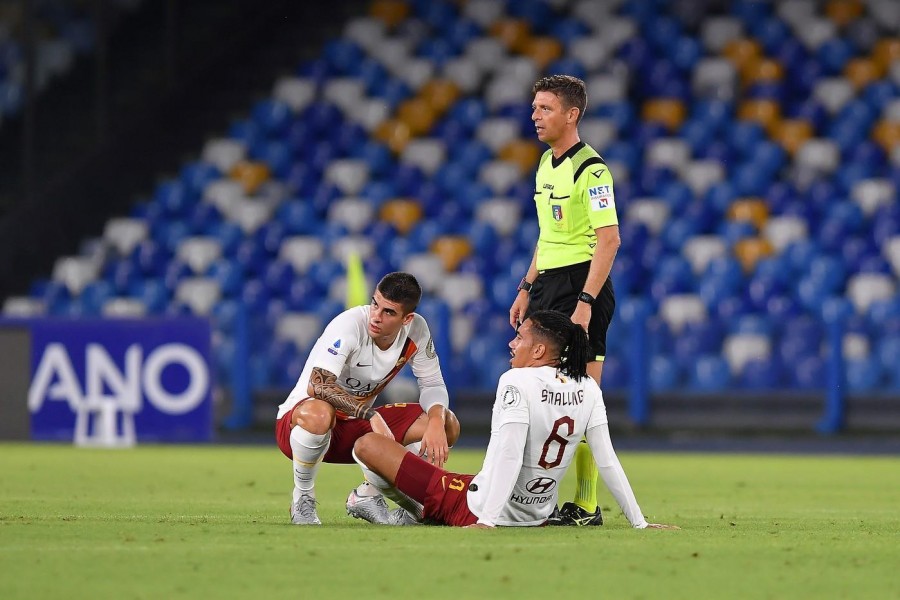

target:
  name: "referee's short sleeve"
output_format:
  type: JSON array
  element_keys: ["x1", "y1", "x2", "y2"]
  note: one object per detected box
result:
[{"x1": 583, "y1": 167, "x2": 618, "y2": 230}]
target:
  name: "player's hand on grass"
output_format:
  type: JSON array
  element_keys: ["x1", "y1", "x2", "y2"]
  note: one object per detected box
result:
[
  {"x1": 645, "y1": 523, "x2": 680, "y2": 530},
  {"x1": 369, "y1": 413, "x2": 394, "y2": 440},
  {"x1": 420, "y1": 418, "x2": 449, "y2": 467}
]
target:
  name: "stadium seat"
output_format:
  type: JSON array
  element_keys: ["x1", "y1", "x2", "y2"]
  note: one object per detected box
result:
[
  {"x1": 328, "y1": 198, "x2": 376, "y2": 234},
  {"x1": 176, "y1": 237, "x2": 223, "y2": 275},
  {"x1": 626, "y1": 198, "x2": 670, "y2": 235},
  {"x1": 401, "y1": 253, "x2": 446, "y2": 293},
  {"x1": 52, "y1": 256, "x2": 99, "y2": 295},
  {"x1": 430, "y1": 236, "x2": 473, "y2": 272},
  {"x1": 174, "y1": 277, "x2": 221, "y2": 316},
  {"x1": 723, "y1": 332, "x2": 771, "y2": 375},
  {"x1": 201, "y1": 138, "x2": 247, "y2": 174},
  {"x1": 278, "y1": 236, "x2": 325, "y2": 275},
  {"x1": 275, "y1": 312, "x2": 323, "y2": 352},
  {"x1": 102, "y1": 297, "x2": 147, "y2": 318},
  {"x1": 475, "y1": 198, "x2": 520, "y2": 237},
  {"x1": 658, "y1": 294, "x2": 707, "y2": 334},
  {"x1": 103, "y1": 218, "x2": 149, "y2": 257},
  {"x1": 436, "y1": 272, "x2": 483, "y2": 311},
  {"x1": 2, "y1": 296, "x2": 46, "y2": 317},
  {"x1": 846, "y1": 273, "x2": 896, "y2": 314},
  {"x1": 683, "y1": 235, "x2": 727, "y2": 275}
]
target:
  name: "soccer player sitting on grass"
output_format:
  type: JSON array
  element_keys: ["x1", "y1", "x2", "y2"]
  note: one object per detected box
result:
[
  {"x1": 352, "y1": 310, "x2": 678, "y2": 529},
  {"x1": 274, "y1": 272, "x2": 460, "y2": 525}
]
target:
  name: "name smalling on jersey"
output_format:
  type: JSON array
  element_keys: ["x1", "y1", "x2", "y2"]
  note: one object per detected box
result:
[{"x1": 540, "y1": 389, "x2": 584, "y2": 406}]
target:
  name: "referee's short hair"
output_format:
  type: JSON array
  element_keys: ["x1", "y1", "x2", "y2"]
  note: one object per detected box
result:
[{"x1": 533, "y1": 75, "x2": 587, "y2": 123}]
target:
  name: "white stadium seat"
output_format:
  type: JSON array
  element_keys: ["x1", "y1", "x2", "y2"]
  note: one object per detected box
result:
[
  {"x1": 846, "y1": 273, "x2": 896, "y2": 314},
  {"x1": 850, "y1": 179, "x2": 895, "y2": 217},
  {"x1": 346, "y1": 98, "x2": 391, "y2": 132},
  {"x1": 484, "y1": 75, "x2": 531, "y2": 110},
  {"x1": 843, "y1": 333, "x2": 870, "y2": 360},
  {"x1": 324, "y1": 159, "x2": 370, "y2": 196},
  {"x1": 579, "y1": 118, "x2": 618, "y2": 151},
  {"x1": 659, "y1": 294, "x2": 708, "y2": 334},
  {"x1": 795, "y1": 138, "x2": 840, "y2": 173},
  {"x1": 763, "y1": 216, "x2": 808, "y2": 252},
  {"x1": 463, "y1": 0, "x2": 505, "y2": 28},
  {"x1": 276, "y1": 312, "x2": 323, "y2": 351},
  {"x1": 626, "y1": 198, "x2": 670, "y2": 235},
  {"x1": 272, "y1": 77, "x2": 317, "y2": 113},
  {"x1": 328, "y1": 198, "x2": 375, "y2": 234},
  {"x1": 723, "y1": 333, "x2": 771, "y2": 374},
  {"x1": 323, "y1": 78, "x2": 366, "y2": 113},
  {"x1": 175, "y1": 277, "x2": 221, "y2": 316},
  {"x1": 393, "y1": 57, "x2": 434, "y2": 90},
  {"x1": 402, "y1": 253, "x2": 447, "y2": 294},
  {"x1": 479, "y1": 160, "x2": 522, "y2": 195},
  {"x1": 683, "y1": 235, "x2": 728, "y2": 275},
  {"x1": 682, "y1": 160, "x2": 726, "y2": 197},
  {"x1": 343, "y1": 17, "x2": 386, "y2": 52},
  {"x1": 645, "y1": 138, "x2": 692, "y2": 173},
  {"x1": 586, "y1": 74, "x2": 627, "y2": 105},
  {"x1": 476, "y1": 118, "x2": 521, "y2": 154},
  {"x1": 176, "y1": 237, "x2": 224, "y2": 275},
  {"x1": 229, "y1": 199, "x2": 274, "y2": 235},
  {"x1": 812, "y1": 78, "x2": 855, "y2": 115},
  {"x1": 436, "y1": 272, "x2": 483, "y2": 311},
  {"x1": 475, "y1": 198, "x2": 521, "y2": 237},
  {"x1": 330, "y1": 235, "x2": 375, "y2": 263},
  {"x1": 692, "y1": 58, "x2": 737, "y2": 100},
  {"x1": 883, "y1": 236, "x2": 900, "y2": 278},
  {"x1": 52, "y1": 256, "x2": 99, "y2": 295},
  {"x1": 463, "y1": 36, "x2": 508, "y2": 73},
  {"x1": 103, "y1": 218, "x2": 149, "y2": 257},
  {"x1": 279, "y1": 236, "x2": 325, "y2": 275},
  {"x1": 400, "y1": 138, "x2": 447, "y2": 176},
  {"x1": 203, "y1": 179, "x2": 246, "y2": 215},
  {"x1": 102, "y1": 298, "x2": 148, "y2": 318},
  {"x1": 569, "y1": 36, "x2": 612, "y2": 72},
  {"x1": 451, "y1": 312, "x2": 476, "y2": 354},
  {"x1": 201, "y1": 138, "x2": 246, "y2": 174},
  {"x1": 701, "y1": 17, "x2": 744, "y2": 53},
  {"x1": 793, "y1": 17, "x2": 837, "y2": 51},
  {"x1": 441, "y1": 57, "x2": 483, "y2": 94},
  {"x1": 2, "y1": 296, "x2": 46, "y2": 316}
]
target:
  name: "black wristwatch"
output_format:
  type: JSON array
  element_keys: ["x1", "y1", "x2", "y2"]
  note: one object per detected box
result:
[
  {"x1": 517, "y1": 278, "x2": 533, "y2": 293},
  {"x1": 578, "y1": 291, "x2": 595, "y2": 305}
]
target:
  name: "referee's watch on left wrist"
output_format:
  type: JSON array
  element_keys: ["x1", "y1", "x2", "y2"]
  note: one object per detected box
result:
[
  {"x1": 578, "y1": 291, "x2": 595, "y2": 305},
  {"x1": 517, "y1": 278, "x2": 533, "y2": 293}
]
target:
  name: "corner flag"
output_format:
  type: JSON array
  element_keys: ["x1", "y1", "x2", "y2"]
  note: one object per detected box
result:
[{"x1": 345, "y1": 251, "x2": 369, "y2": 308}]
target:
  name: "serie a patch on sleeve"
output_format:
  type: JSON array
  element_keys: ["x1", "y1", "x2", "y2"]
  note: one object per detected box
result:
[{"x1": 588, "y1": 184, "x2": 615, "y2": 211}]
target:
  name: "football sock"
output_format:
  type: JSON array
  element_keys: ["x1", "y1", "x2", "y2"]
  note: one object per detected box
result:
[
  {"x1": 573, "y1": 440, "x2": 599, "y2": 512},
  {"x1": 289, "y1": 426, "x2": 330, "y2": 503},
  {"x1": 359, "y1": 463, "x2": 424, "y2": 520}
]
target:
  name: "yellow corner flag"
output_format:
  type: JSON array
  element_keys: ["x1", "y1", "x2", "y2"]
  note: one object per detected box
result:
[{"x1": 345, "y1": 251, "x2": 369, "y2": 308}]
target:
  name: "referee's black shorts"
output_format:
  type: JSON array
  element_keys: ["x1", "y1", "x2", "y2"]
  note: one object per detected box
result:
[{"x1": 524, "y1": 260, "x2": 615, "y2": 362}]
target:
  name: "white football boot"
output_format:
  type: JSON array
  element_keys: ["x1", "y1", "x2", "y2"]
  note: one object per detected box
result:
[
  {"x1": 290, "y1": 493, "x2": 321, "y2": 525},
  {"x1": 346, "y1": 488, "x2": 391, "y2": 524}
]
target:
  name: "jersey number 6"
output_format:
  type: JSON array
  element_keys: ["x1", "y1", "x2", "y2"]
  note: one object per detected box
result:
[{"x1": 538, "y1": 416, "x2": 575, "y2": 469}]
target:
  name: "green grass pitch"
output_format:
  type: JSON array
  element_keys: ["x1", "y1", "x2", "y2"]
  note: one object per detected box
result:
[{"x1": 1, "y1": 443, "x2": 898, "y2": 599}]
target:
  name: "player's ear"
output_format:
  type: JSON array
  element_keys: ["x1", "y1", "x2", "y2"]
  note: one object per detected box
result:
[{"x1": 402, "y1": 312, "x2": 415, "y2": 326}]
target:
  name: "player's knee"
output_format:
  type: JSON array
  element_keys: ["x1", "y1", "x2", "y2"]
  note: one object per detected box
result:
[
  {"x1": 353, "y1": 432, "x2": 379, "y2": 463},
  {"x1": 444, "y1": 410, "x2": 460, "y2": 446},
  {"x1": 294, "y1": 399, "x2": 335, "y2": 435}
]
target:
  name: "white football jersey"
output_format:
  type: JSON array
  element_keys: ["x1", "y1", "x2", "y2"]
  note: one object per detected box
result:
[
  {"x1": 276, "y1": 306, "x2": 441, "y2": 419},
  {"x1": 467, "y1": 365, "x2": 607, "y2": 526}
]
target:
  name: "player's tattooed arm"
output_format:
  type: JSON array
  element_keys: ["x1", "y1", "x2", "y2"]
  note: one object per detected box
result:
[{"x1": 308, "y1": 367, "x2": 376, "y2": 419}]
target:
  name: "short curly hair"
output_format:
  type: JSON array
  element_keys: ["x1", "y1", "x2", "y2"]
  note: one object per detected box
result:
[{"x1": 532, "y1": 75, "x2": 587, "y2": 123}]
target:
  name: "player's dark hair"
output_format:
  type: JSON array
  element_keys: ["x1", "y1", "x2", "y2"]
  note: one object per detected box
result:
[
  {"x1": 376, "y1": 272, "x2": 422, "y2": 314},
  {"x1": 527, "y1": 310, "x2": 590, "y2": 381},
  {"x1": 532, "y1": 74, "x2": 587, "y2": 123}
]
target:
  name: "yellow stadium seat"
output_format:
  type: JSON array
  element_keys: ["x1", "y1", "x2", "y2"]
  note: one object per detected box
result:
[
  {"x1": 380, "y1": 199, "x2": 423, "y2": 235},
  {"x1": 370, "y1": 0, "x2": 409, "y2": 28},
  {"x1": 229, "y1": 161, "x2": 270, "y2": 194},
  {"x1": 490, "y1": 19, "x2": 531, "y2": 52},
  {"x1": 844, "y1": 58, "x2": 882, "y2": 89},
  {"x1": 420, "y1": 79, "x2": 461, "y2": 114},
  {"x1": 522, "y1": 36, "x2": 563, "y2": 70},
  {"x1": 722, "y1": 39, "x2": 763, "y2": 71},
  {"x1": 374, "y1": 119, "x2": 412, "y2": 154},
  {"x1": 641, "y1": 99, "x2": 687, "y2": 131},
  {"x1": 498, "y1": 140, "x2": 541, "y2": 174},
  {"x1": 772, "y1": 119, "x2": 814, "y2": 155},
  {"x1": 872, "y1": 120, "x2": 900, "y2": 154},
  {"x1": 873, "y1": 39, "x2": 900, "y2": 76},
  {"x1": 738, "y1": 99, "x2": 780, "y2": 134},
  {"x1": 741, "y1": 57, "x2": 784, "y2": 87},
  {"x1": 734, "y1": 238, "x2": 774, "y2": 272},
  {"x1": 430, "y1": 236, "x2": 473, "y2": 272},
  {"x1": 397, "y1": 98, "x2": 437, "y2": 136},
  {"x1": 728, "y1": 198, "x2": 769, "y2": 230},
  {"x1": 825, "y1": 0, "x2": 862, "y2": 27}
]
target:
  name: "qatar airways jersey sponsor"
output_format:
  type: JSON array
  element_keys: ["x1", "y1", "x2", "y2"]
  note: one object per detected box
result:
[
  {"x1": 467, "y1": 366, "x2": 608, "y2": 526},
  {"x1": 276, "y1": 306, "x2": 440, "y2": 419}
]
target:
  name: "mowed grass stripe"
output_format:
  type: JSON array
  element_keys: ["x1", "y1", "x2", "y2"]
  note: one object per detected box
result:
[{"x1": 1, "y1": 443, "x2": 897, "y2": 600}]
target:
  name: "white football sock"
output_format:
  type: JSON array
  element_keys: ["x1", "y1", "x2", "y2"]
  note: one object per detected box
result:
[
  {"x1": 354, "y1": 450, "x2": 424, "y2": 520},
  {"x1": 290, "y1": 426, "x2": 330, "y2": 503}
]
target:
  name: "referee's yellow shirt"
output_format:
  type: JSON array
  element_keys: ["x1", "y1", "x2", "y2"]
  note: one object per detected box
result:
[{"x1": 533, "y1": 141, "x2": 618, "y2": 271}]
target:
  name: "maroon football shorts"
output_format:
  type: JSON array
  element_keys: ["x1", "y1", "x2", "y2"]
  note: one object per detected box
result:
[
  {"x1": 276, "y1": 400, "x2": 424, "y2": 463},
  {"x1": 394, "y1": 452, "x2": 478, "y2": 527}
]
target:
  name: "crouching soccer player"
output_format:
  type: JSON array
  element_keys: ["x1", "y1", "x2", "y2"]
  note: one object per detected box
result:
[
  {"x1": 352, "y1": 310, "x2": 678, "y2": 529},
  {"x1": 274, "y1": 272, "x2": 460, "y2": 525}
]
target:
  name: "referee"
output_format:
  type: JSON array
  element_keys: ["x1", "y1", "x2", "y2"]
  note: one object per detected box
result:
[{"x1": 509, "y1": 75, "x2": 621, "y2": 526}]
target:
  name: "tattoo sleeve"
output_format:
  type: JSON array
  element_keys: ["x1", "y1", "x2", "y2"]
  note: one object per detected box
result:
[{"x1": 309, "y1": 367, "x2": 376, "y2": 420}]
